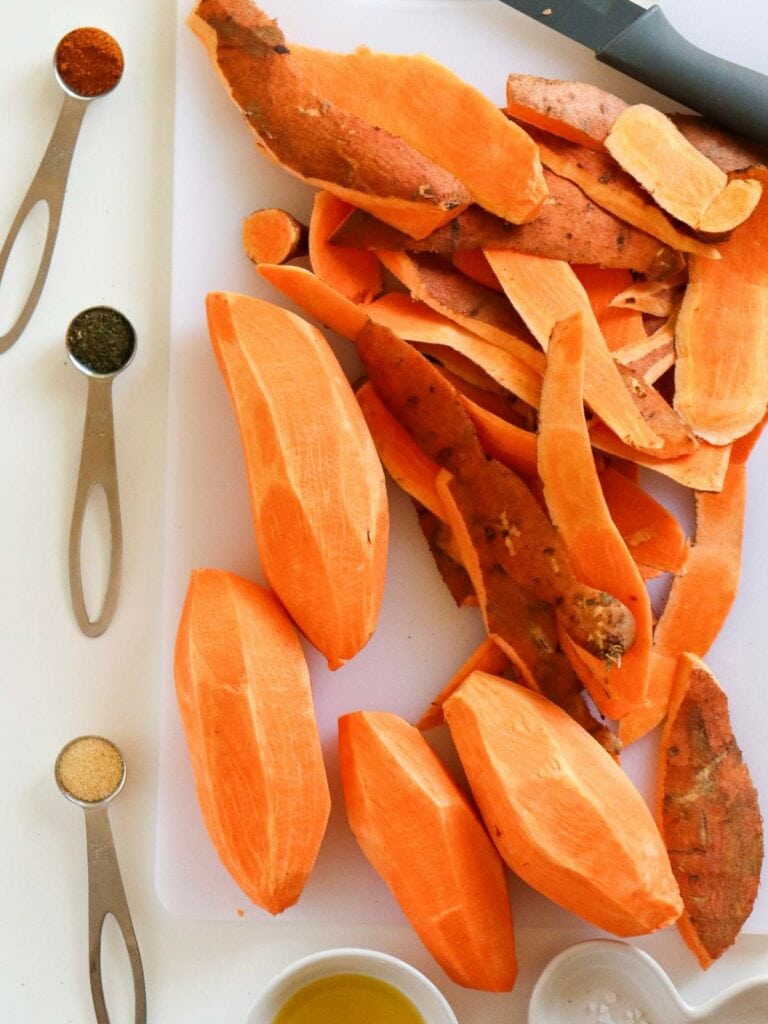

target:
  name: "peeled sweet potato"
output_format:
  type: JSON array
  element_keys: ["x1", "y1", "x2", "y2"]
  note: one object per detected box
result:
[
  {"x1": 206, "y1": 292, "x2": 388, "y2": 668},
  {"x1": 659, "y1": 654, "x2": 763, "y2": 968},
  {"x1": 174, "y1": 569, "x2": 330, "y2": 914},
  {"x1": 444, "y1": 671, "x2": 682, "y2": 935},
  {"x1": 189, "y1": 0, "x2": 470, "y2": 238},
  {"x1": 339, "y1": 710, "x2": 517, "y2": 991}
]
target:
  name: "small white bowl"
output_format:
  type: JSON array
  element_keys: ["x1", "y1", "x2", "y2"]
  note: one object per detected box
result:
[
  {"x1": 528, "y1": 940, "x2": 768, "y2": 1024},
  {"x1": 242, "y1": 947, "x2": 459, "y2": 1024}
]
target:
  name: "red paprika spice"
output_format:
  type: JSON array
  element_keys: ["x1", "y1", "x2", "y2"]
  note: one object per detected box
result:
[{"x1": 55, "y1": 27, "x2": 124, "y2": 98}]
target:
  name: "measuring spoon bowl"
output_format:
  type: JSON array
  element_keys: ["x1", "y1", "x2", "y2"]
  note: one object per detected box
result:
[
  {"x1": 66, "y1": 307, "x2": 135, "y2": 638},
  {"x1": 56, "y1": 737, "x2": 146, "y2": 1024},
  {"x1": 0, "y1": 29, "x2": 123, "y2": 354}
]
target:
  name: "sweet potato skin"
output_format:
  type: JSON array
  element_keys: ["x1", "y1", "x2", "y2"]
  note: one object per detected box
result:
[
  {"x1": 659, "y1": 654, "x2": 763, "y2": 968},
  {"x1": 506, "y1": 74, "x2": 627, "y2": 150}
]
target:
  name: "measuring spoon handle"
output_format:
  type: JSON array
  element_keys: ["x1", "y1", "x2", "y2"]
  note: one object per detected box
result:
[
  {"x1": 85, "y1": 807, "x2": 147, "y2": 1024},
  {"x1": 0, "y1": 92, "x2": 88, "y2": 354},
  {"x1": 68, "y1": 376, "x2": 123, "y2": 637}
]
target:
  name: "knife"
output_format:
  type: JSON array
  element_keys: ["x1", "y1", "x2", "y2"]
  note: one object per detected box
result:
[{"x1": 502, "y1": 1, "x2": 768, "y2": 146}]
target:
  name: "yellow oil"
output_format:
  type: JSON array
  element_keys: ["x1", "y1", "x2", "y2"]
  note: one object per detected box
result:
[{"x1": 272, "y1": 973, "x2": 426, "y2": 1024}]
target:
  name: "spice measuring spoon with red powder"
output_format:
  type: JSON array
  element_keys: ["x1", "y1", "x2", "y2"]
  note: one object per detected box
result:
[
  {"x1": 0, "y1": 27, "x2": 124, "y2": 354},
  {"x1": 55, "y1": 736, "x2": 146, "y2": 1024}
]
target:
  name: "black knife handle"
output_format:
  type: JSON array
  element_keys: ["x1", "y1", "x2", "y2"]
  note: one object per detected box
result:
[{"x1": 598, "y1": 5, "x2": 768, "y2": 147}]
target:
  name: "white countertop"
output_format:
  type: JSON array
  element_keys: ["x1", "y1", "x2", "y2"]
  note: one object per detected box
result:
[{"x1": 2, "y1": 1, "x2": 767, "y2": 1021}]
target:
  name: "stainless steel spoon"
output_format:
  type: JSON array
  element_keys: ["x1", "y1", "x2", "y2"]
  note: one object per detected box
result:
[
  {"x1": 67, "y1": 306, "x2": 136, "y2": 637},
  {"x1": 55, "y1": 736, "x2": 146, "y2": 1024},
  {"x1": 0, "y1": 28, "x2": 124, "y2": 354}
]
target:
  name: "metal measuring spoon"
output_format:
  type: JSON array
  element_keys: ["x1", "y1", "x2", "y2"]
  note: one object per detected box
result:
[
  {"x1": 55, "y1": 736, "x2": 146, "y2": 1024},
  {"x1": 67, "y1": 306, "x2": 135, "y2": 637},
  {"x1": 0, "y1": 28, "x2": 124, "y2": 354}
]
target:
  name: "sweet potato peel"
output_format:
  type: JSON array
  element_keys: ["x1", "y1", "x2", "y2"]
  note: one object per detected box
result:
[
  {"x1": 659, "y1": 654, "x2": 763, "y2": 968},
  {"x1": 189, "y1": 0, "x2": 470, "y2": 238},
  {"x1": 506, "y1": 74, "x2": 627, "y2": 151}
]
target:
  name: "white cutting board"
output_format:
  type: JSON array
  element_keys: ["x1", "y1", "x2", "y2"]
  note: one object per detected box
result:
[{"x1": 157, "y1": 0, "x2": 768, "y2": 936}]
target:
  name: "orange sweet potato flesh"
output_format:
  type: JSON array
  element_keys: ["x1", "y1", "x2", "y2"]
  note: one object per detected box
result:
[
  {"x1": 619, "y1": 436, "x2": 748, "y2": 745},
  {"x1": 675, "y1": 167, "x2": 768, "y2": 445},
  {"x1": 206, "y1": 292, "x2": 388, "y2": 669},
  {"x1": 339, "y1": 710, "x2": 517, "y2": 991},
  {"x1": 331, "y1": 174, "x2": 683, "y2": 278},
  {"x1": 417, "y1": 637, "x2": 512, "y2": 731},
  {"x1": 174, "y1": 569, "x2": 330, "y2": 914},
  {"x1": 527, "y1": 126, "x2": 720, "y2": 259},
  {"x1": 599, "y1": 467, "x2": 688, "y2": 577},
  {"x1": 308, "y1": 192, "x2": 382, "y2": 303},
  {"x1": 485, "y1": 250, "x2": 695, "y2": 457},
  {"x1": 573, "y1": 265, "x2": 647, "y2": 352},
  {"x1": 659, "y1": 654, "x2": 763, "y2": 968},
  {"x1": 445, "y1": 671, "x2": 682, "y2": 935},
  {"x1": 242, "y1": 208, "x2": 307, "y2": 265},
  {"x1": 506, "y1": 74, "x2": 627, "y2": 151},
  {"x1": 356, "y1": 319, "x2": 637, "y2": 662},
  {"x1": 292, "y1": 43, "x2": 547, "y2": 225},
  {"x1": 188, "y1": 1, "x2": 470, "y2": 239},
  {"x1": 258, "y1": 263, "x2": 368, "y2": 342},
  {"x1": 366, "y1": 290, "x2": 543, "y2": 409},
  {"x1": 538, "y1": 312, "x2": 652, "y2": 718},
  {"x1": 605, "y1": 105, "x2": 762, "y2": 235},
  {"x1": 452, "y1": 250, "x2": 504, "y2": 291}
]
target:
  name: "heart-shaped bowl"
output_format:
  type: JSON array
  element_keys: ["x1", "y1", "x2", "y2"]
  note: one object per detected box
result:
[
  {"x1": 242, "y1": 947, "x2": 458, "y2": 1024},
  {"x1": 529, "y1": 940, "x2": 768, "y2": 1024}
]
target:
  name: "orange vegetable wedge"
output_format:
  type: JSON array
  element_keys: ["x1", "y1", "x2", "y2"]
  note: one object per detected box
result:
[
  {"x1": 206, "y1": 292, "x2": 388, "y2": 669},
  {"x1": 242, "y1": 208, "x2": 306, "y2": 265},
  {"x1": 444, "y1": 672, "x2": 682, "y2": 935},
  {"x1": 599, "y1": 467, "x2": 688, "y2": 578},
  {"x1": 355, "y1": 319, "x2": 637, "y2": 661},
  {"x1": 589, "y1": 422, "x2": 730, "y2": 492},
  {"x1": 527, "y1": 126, "x2": 720, "y2": 258},
  {"x1": 188, "y1": 1, "x2": 470, "y2": 239},
  {"x1": 659, "y1": 654, "x2": 763, "y2": 968},
  {"x1": 619, "y1": 434, "x2": 750, "y2": 745},
  {"x1": 356, "y1": 381, "x2": 443, "y2": 519},
  {"x1": 258, "y1": 264, "x2": 368, "y2": 341},
  {"x1": 292, "y1": 43, "x2": 547, "y2": 225},
  {"x1": 174, "y1": 569, "x2": 330, "y2": 914},
  {"x1": 605, "y1": 105, "x2": 762, "y2": 235},
  {"x1": 485, "y1": 249, "x2": 694, "y2": 457},
  {"x1": 674, "y1": 167, "x2": 768, "y2": 445},
  {"x1": 506, "y1": 74, "x2": 627, "y2": 151},
  {"x1": 417, "y1": 637, "x2": 511, "y2": 731},
  {"x1": 538, "y1": 312, "x2": 652, "y2": 717},
  {"x1": 365, "y1": 291, "x2": 543, "y2": 408},
  {"x1": 308, "y1": 191, "x2": 382, "y2": 303},
  {"x1": 331, "y1": 174, "x2": 683, "y2": 278},
  {"x1": 339, "y1": 710, "x2": 517, "y2": 991}
]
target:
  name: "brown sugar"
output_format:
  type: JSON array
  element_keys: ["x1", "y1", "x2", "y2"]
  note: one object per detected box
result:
[
  {"x1": 56, "y1": 736, "x2": 124, "y2": 802},
  {"x1": 55, "y1": 28, "x2": 124, "y2": 98}
]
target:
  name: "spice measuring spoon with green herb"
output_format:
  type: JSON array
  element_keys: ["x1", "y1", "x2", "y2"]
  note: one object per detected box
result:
[
  {"x1": 0, "y1": 27, "x2": 124, "y2": 354},
  {"x1": 55, "y1": 736, "x2": 146, "y2": 1024},
  {"x1": 67, "y1": 306, "x2": 135, "y2": 637}
]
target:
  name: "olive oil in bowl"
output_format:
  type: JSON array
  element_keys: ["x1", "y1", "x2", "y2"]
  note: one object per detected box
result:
[{"x1": 272, "y1": 973, "x2": 425, "y2": 1024}]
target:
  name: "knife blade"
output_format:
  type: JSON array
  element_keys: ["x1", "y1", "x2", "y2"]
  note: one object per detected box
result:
[{"x1": 501, "y1": 0, "x2": 768, "y2": 146}]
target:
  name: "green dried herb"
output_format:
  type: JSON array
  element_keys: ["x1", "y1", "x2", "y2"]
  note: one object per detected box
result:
[{"x1": 67, "y1": 307, "x2": 135, "y2": 375}]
